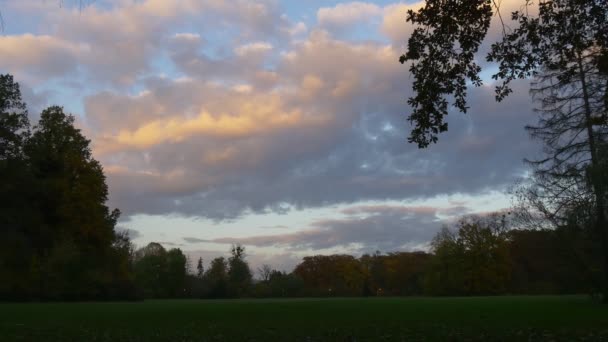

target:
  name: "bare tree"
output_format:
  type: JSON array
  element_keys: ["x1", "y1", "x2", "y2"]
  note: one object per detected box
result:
[{"x1": 258, "y1": 264, "x2": 272, "y2": 282}]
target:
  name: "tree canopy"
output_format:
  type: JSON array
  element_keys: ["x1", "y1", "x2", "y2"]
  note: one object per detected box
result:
[{"x1": 402, "y1": 0, "x2": 608, "y2": 147}]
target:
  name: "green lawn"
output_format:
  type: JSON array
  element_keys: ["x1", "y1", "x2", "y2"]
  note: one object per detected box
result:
[{"x1": 1, "y1": 296, "x2": 607, "y2": 341}]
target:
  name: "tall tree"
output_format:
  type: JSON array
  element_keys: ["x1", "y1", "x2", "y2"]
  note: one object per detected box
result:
[
  {"x1": 0, "y1": 74, "x2": 32, "y2": 299},
  {"x1": 24, "y1": 106, "x2": 129, "y2": 299},
  {"x1": 166, "y1": 248, "x2": 188, "y2": 297},
  {"x1": 403, "y1": 0, "x2": 608, "y2": 300},
  {"x1": 26, "y1": 106, "x2": 118, "y2": 253},
  {"x1": 227, "y1": 244, "x2": 252, "y2": 297},
  {"x1": 196, "y1": 257, "x2": 204, "y2": 278}
]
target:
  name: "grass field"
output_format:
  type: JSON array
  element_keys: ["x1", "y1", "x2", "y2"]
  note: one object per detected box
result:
[{"x1": 2, "y1": 296, "x2": 608, "y2": 341}]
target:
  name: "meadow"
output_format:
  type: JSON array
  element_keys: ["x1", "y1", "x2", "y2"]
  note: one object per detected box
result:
[{"x1": 2, "y1": 296, "x2": 608, "y2": 341}]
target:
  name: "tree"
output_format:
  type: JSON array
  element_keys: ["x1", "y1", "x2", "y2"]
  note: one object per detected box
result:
[
  {"x1": 0, "y1": 75, "x2": 134, "y2": 300},
  {"x1": 492, "y1": 0, "x2": 608, "y2": 300},
  {"x1": 134, "y1": 243, "x2": 168, "y2": 298},
  {"x1": 508, "y1": 227, "x2": 598, "y2": 294},
  {"x1": 0, "y1": 74, "x2": 29, "y2": 160},
  {"x1": 133, "y1": 243, "x2": 188, "y2": 298},
  {"x1": 258, "y1": 264, "x2": 272, "y2": 282},
  {"x1": 424, "y1": 215, "x2": 512, "y2": 295},
  {"x1": 196, "y1": 257, "x2": 204, "y2": 278},
  {"x1": 383, "y1": 252, "x2": 431, "y2": 296},
  {"x1": 293, "y1": 254, "x2": 367, "y2": 296},
  {"x1": 0, "y1": 74, "x2": 32, "y2": 300},
  {"x1": 400, "y1": 0, "x2": 492, "y2": 147},
  {"x1": 166, "y1": 248, "x2": 188, "y2": 297},
  {"x1": 401, "y1": 0, "x2": 607, "y2": 146},
  {"x1": 26, "y1": 106, "x2": 118, "y2": 252},
  {"x1": 20, "y1": 105, "x2": 131, "y2": 299},
  {"x1": 227, "y1": 244, "x2": 252, "y2": 297},
  {"x1": 205, "y1": 257, "x2": 228, "y2": 298},
  {"x1": 403, "y1": 0, "x2": 608, "y2": 300},
  {"x1": 424, "y1": 226, "x2": 466, "y2": 295}
]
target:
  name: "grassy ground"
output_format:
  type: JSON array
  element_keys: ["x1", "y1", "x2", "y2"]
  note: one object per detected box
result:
[{"x1": 1, "y1": 296, "x2": 608, "y2": 341}]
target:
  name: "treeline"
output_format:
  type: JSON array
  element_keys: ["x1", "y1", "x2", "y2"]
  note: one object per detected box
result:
[
  {"x1": 46, "y1": 215, "x2": 592, "y2": 301},
  {"x1": 131, "y1": 215, "x2": 600, "y2": 300}
]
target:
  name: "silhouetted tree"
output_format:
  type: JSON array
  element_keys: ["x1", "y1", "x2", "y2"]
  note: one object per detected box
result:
[
  {"x1": 508, "y1": 226, "x2": 599, "y2": 294},
  {"x1": 196, "y1": 257, "x2": 204, "y2": 278},
  {"x1": 425, "y1": 215, "x2": 511, "y2": 295},
  {"x1": 166, "y1": 248, "x2": 188, "y2": 297},
  {"x1": 403, "y1": 0, "x2": 608, "y2": 300},
  {"x1": 401, "y1": 0, "x2": 607, "y2": 146},
  {"x1": 9, "y1": 105, "x2": 131, "y2": 299},
  {"x1": 294, "y1": 255, "x2": 367, "y2": 296},
  {"x1": 205, "y1": 257, "x2": 228, "y2": 298},
  {"x1": 134, "y1": 243, "x2": 168, "y2": 298},
  {"x1": 0, "y1": 74, "x2": 33, "y2": 300},
  {"x1": 133, "y1": 243, "x2": 188, "y2": 298},
  {"x1": 0, "y1": 74, "x2": 29, "y2": 160},
  {"x1": 258, "y1": 264, "x2": 272, "y2": 282},
  {"x1": 228, "y1": 244, "x2": 252, "y2": 297}
]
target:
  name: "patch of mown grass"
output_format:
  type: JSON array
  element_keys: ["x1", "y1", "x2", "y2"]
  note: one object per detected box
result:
[{"x1": 1, "y1": 296, "x2": 607, "y2": 341}]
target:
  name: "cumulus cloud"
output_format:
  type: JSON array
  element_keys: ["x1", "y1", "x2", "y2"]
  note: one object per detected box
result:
[
  {"x1": 235, "y1": 42, "x2": 273, "y2": 56},
  {"x1": 318, "y1": 2, "x2": 383, "y2": 28},
  {"x1": 0, "y1": 34, "x2": 83, "y2": 82},
  {"x1": 381, "y1": 2, "x2": 424, "y2": 44},
  {"x1": 85, "y1": 27, "x2": 536, "y2": 220},
  {"x1": 3, "y1": 0, "x2": 292, "y2": 84},
  {"x1": 6, "y1": 0, "x2": 540, "y2": 230}
]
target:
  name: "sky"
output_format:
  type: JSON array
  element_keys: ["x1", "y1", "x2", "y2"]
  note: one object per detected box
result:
[{"x1": 0, "y1": 0, "x2": 540, "y2": 271}]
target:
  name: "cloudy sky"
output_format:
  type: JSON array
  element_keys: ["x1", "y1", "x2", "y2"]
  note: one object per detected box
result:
[{"x1": 1, "y1": 0, "x2": 539, "y2": 271}]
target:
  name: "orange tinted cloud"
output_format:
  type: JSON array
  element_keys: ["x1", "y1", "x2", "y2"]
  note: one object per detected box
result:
[{"x1": 96, "y1": 95, "x2": 331, "y2": 154}]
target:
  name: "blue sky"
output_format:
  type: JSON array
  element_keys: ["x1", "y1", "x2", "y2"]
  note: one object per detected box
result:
[{"x1": 0, "y1": 0, "x2": 536, "y2": 270}]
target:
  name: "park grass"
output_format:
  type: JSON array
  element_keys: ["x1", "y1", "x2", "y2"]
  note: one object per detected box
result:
[{"x1": 1, "y1": 296, "x2": 608, "y2": 341}]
